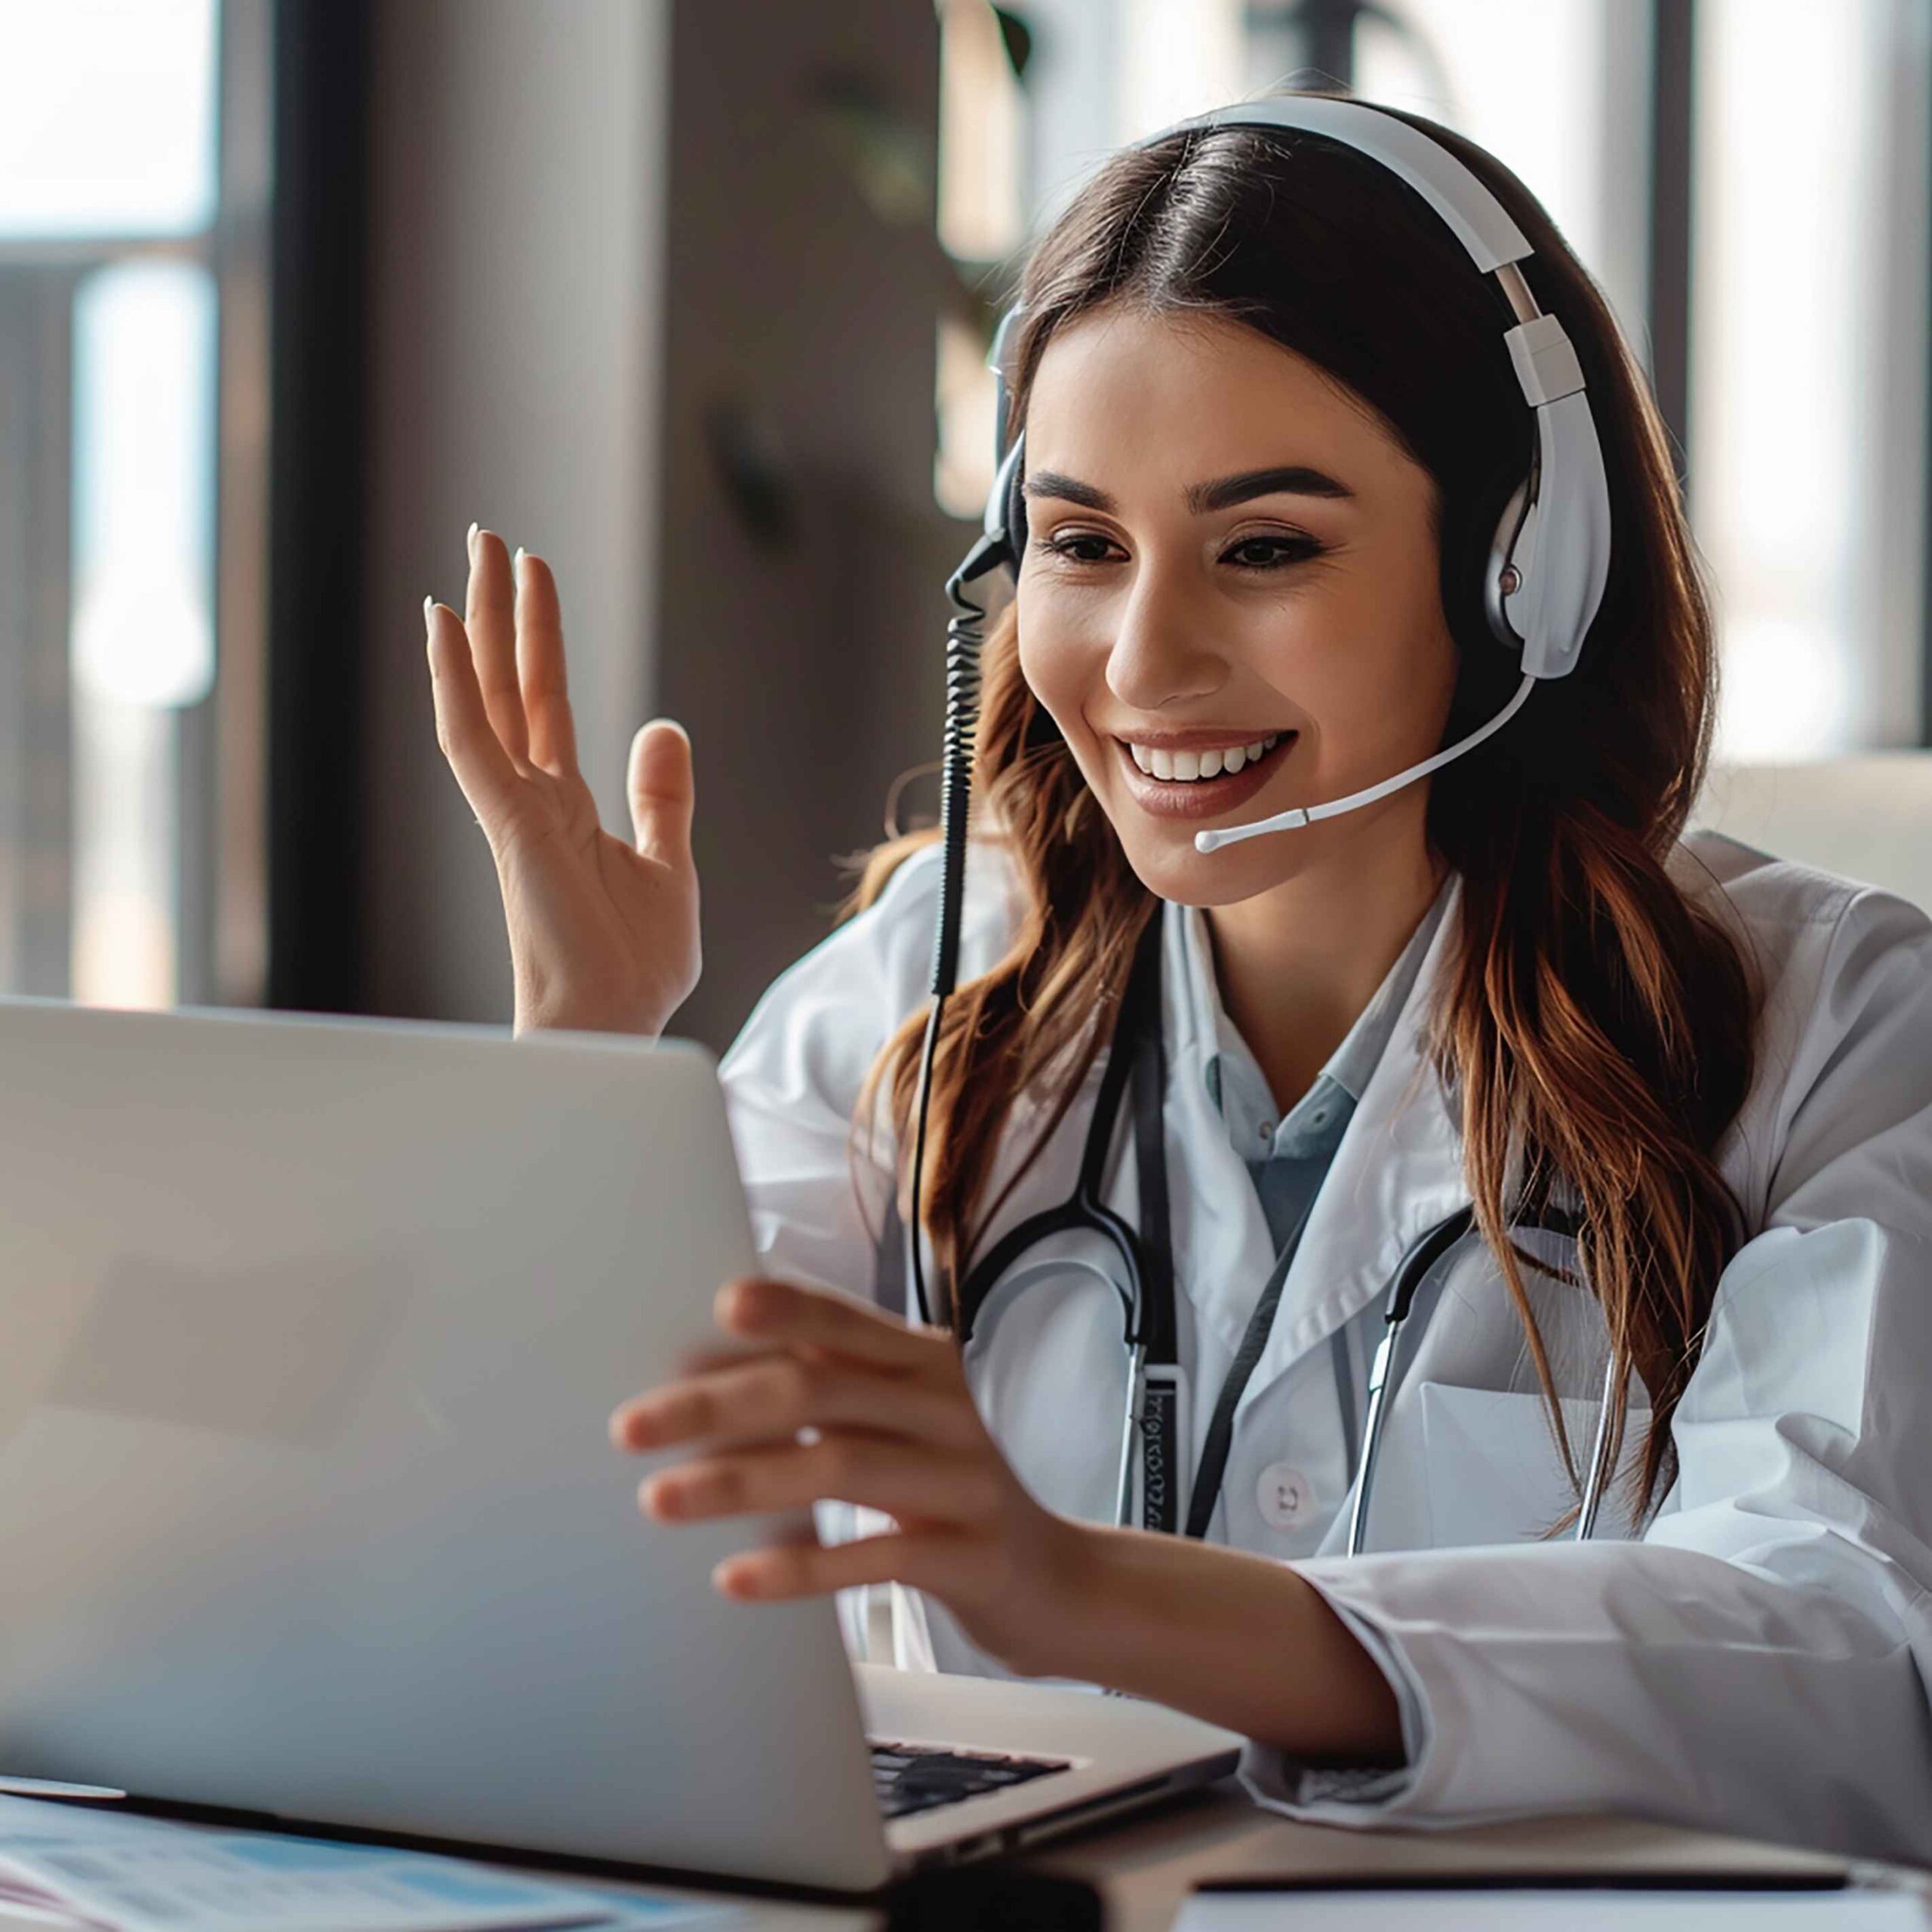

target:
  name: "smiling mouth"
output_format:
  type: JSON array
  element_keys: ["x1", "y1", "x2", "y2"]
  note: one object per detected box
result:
[
  {"x1": 1111, "y1": 731, "x2": 1297, "y2": 820},
  {"x1": 1122, "y1": 732, "x2": 1285, "y2": 782}
]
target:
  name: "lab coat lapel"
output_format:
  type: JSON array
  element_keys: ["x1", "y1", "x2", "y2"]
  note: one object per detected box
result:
[{"x1": 1232, "y1": 879, "x2": 1471, "y2": 1417}]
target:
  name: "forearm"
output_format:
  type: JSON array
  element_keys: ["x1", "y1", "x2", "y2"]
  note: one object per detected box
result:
[{"x1": 1051, "y1": 1524, "x2": 1404, "y2": 1765}]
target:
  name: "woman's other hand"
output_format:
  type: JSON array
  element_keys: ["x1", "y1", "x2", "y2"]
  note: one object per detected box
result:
[
  {"x1": 425, "y1": 528, "x2": 700, "y2": 1038},
  {"x1": 608, "y1": 1278, "x2": 1096, "y2": 1681}
]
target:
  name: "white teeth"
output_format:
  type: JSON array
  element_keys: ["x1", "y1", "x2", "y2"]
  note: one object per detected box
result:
[{"x1": 1125, "y1": 733, "x2": 1282, "y2": 782}]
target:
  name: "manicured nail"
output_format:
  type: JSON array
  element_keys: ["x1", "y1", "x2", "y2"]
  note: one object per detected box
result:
[
  {"x1": 466, "y1": 521, "x2": 478, "y2": 558},
  {"x1": 423, "y1": 594, "x2": 435, "y2": 626},
  {"x1": 513, "y1": 546, "x2": 527, "y2": 576}
]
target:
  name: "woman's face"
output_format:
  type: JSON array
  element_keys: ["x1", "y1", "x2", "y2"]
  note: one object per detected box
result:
[{"x1": 1016, "y1": 306, "x2": 1461, "y2": 907}]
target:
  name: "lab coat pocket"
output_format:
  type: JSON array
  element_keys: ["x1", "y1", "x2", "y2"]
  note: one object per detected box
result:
[{"x1": 1418, "y1": 1383, "x2": 1651, "y2": 1547}]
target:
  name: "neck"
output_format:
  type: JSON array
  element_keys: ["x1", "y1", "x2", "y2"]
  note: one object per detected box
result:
[{"x1": 1201, "y1": 804, "x2": 1445, "y2": 1115}]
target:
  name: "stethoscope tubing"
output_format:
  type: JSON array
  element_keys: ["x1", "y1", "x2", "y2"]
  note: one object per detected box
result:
[
  {"x1": 1343, "y1": 1208, "x2": 1620, "y2": 1555},
  {"x1": 1345, "y1": 1206, "x2": 1476, "y2": 1559},
  {"x1": 927, "y1": 906, "x2": 1626, "y2": 1553}
]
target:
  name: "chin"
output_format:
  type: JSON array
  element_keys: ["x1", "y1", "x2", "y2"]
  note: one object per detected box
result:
[{"x1": 1116, "y1": 825, "x2": 1313, "y2": 908}]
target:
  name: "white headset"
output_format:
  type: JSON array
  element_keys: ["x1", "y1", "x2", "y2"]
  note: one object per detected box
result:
[{"x1": 976, "y1": 94, "x2": 1614, "y2": 852}]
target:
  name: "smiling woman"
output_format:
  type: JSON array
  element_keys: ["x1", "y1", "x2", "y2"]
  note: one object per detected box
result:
[
  {"x1": 851, "y1": 102, "x2": 1753, "y2": 1464},
  {"x1": 427, "y1": 91, "x2": 1932, "y2": 1866}
]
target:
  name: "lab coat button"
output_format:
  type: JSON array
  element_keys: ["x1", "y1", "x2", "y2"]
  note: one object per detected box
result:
[{"x1": 1257, "y1": 1463, "x2": 1313, "y2": 1529}]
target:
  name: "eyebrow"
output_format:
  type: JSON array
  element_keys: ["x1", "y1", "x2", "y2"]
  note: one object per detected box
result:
[{"x1": 1023, "y1": 464, "x2": 1356, "y2": 514}]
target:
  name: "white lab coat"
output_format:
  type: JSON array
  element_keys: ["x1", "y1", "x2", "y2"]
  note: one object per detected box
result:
[{"x1": 715, "y1": 827, "x2": 1932, "y2": 1864}]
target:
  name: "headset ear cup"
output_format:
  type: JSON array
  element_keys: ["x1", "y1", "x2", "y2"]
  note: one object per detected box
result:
[{"x1": 1483, "y1": 476, "x2": 1531, "y2": 652}]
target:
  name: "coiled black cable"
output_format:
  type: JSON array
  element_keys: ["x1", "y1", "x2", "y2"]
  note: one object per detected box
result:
[{"x1": 906, "y1": 533, "x2": 1008, "y2": 1327}]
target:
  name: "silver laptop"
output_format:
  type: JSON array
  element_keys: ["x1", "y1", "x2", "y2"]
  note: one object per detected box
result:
[{"x1": 0, "y1": 998, "x2": 1239, "y2": 1893}]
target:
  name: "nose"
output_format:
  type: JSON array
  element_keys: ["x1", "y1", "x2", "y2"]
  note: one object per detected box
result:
[{"x1": 1104, "y1": 558, "x2": 1228, "y2": 714}]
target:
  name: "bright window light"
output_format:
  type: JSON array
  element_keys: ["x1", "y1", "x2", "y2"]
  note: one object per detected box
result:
[
  {"x1": 71, "y1": 701, "x2": 178, "y2": 1010},
  {"x1": 1118, "y1": 0, "x2": 1244, "y2": 140},
  {"x1": 937, "y1": 0, "x2": 1024, "y2": 262},
  {"x1": 1690, "y1": 0, "x2": 1913, "y2": 759},
  {"x1": 68, "y1": 258, "x2": 218, "y2": 1012},
  {"x1": 0, "y1": 0, "x2": 218, "y2": 239},
  {"x1": 0, "y1": 0, "x2": 218, "y2": 242},
  {"x1": 71, "y1": 260, "x2": 218, "y2": 710}
]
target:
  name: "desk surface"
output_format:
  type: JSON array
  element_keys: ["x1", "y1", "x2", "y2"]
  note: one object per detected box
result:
[
  {"x1": 0, "y1": 1787, "x2": 1909, "y2": 1932},
  {"x1": 506, "y1": 1783, "x2": 1911, "y2": 1932},
  {"x1": 1032, "y1": 1789, "x2": 1865, "y2": 1932}
]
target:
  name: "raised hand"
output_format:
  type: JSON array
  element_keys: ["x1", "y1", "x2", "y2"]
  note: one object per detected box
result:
[{"x1": 426, "y1": 527, "x2": 700, "y2": 1038}]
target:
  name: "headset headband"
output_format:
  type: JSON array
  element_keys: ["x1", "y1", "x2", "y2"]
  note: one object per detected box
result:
[{"x1": 983, "y1": 95, "x2": 1612, "y2": 681}]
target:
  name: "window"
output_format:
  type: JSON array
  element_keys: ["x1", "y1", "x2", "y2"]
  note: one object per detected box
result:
[
  {"x1": 933, "y1": 1, "x2": 1645, "y2": 521},
  {"x1": 0, "y1": 0, "x2": 268, "y2": 1006},
  {"x1": 1689, "y1": 0, "x2": 1930, "y2": 757},
  {"x1": 931, "y1": 1, "x2": 1932, "y2": 758}
]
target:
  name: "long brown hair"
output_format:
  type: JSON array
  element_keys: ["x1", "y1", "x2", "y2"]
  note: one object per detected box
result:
[{"x1": 845, "y1": 97, "x2": 1756, "y2": 1523}]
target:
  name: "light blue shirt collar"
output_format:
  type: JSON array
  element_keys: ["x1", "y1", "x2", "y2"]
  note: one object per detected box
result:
[{"x1": 1179, "y1": 878, "x2": 1453, "y2": 1161}]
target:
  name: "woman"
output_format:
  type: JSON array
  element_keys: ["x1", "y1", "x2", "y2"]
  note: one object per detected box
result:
[{"x1": 423, "y1": 97, "x2": 1932, "y2": 1861}]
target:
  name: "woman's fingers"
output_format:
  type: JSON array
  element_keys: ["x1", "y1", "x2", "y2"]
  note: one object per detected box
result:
[
  {"x1": 610, "y1": 1346, "x2": 982, "y2": 1456},
  {"x1": 426, "y1": 600, "x2": 522, "y2": 832},
  {"x1": 714, "y1": 1276, "x2": 943, "y2": 1371},
  {"x1": 627, "y1": 718, "x2": 694, "y2": 868},
  {"x1": 465, "y1": 528, "x2": 531, "y2": 764},
  {"x1": 512, "y1": 550, "x2": 580, "y2": 777},
  {"x1": 712, "y1": 1530, "x2": 977, "y2": 1604},
  {"x1": 642, "y1": 1433, "x2": 998, "y2": 1527}
]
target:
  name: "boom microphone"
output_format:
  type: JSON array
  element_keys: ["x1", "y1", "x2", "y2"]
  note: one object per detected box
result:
[{"x1": 1192, "y1": 672, "x2": 1535, "y2": 854}]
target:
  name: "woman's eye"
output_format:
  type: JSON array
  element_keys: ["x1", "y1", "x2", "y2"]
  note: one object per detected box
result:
[
  {"x1": 1221, "y1": 534, "x2": 1323, "y2": 571},
  {"x1": 1041, "y1": 531, "x2": 1121, "y2": 565},
  {"x1": 1037, "y1": 530, "x2": 1322, "y2": 570}
]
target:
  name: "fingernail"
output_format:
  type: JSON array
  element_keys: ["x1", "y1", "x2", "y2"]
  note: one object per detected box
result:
[
  {"x1": 513, "y1": 546, "x2": 527, "y2": 576},
  {"x1": 466, "y1": 521, "x2": 478, "y2": 558},
  {"x1": 423, "y1": 594, "x2": 435, "y2": 627}
]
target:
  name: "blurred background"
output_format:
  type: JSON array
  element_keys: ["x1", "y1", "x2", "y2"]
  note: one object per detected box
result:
[{"x1": 0, "y1": 0, "x2": 1927, "y2": 1054}]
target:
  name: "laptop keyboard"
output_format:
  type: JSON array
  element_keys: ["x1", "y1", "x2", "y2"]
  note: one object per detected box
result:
[{"x1": 869, "y1": 1738, "x2": 1071, "y2": 1820}]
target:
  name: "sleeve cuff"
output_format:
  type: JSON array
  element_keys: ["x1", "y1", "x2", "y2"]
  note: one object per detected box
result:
[{"x1": 1236, "y1": 1563, "x2": 1434, "y2": 1820}]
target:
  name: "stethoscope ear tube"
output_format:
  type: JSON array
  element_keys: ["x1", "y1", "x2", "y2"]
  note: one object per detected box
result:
[
  {"x1": 1346, "y1": 1204, "x2": 1623, "y2": 1555},
  {"x1": 1345, "y1": 1335, "x2": 1398, "y2": 1561},
  {"x1": 1575, "y1": 1349, "x2": 1620, "y2": 1539},
  {"x1": 1346, "y1": 1207, "x2": 1475, "y2": 1558}
]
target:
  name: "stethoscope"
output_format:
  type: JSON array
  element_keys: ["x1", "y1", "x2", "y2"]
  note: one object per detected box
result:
[{"x1": 948, "y1": 909, "x2": 1623, "y2": 1552}]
